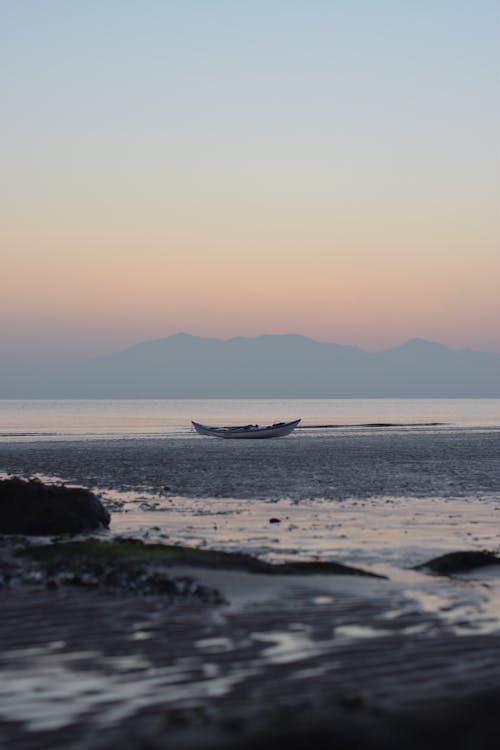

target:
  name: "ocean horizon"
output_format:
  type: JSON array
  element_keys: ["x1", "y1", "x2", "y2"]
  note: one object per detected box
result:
[{"x1": 1, "y1": 397, "x2": 500, "y2": 442}]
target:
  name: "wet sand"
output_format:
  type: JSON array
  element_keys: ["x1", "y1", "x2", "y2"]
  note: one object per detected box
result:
[
  {"x1": 1, "y1": 433, "x2": 500, "y2": 748},
  {"x1": 2, "y1": 570, "x2": 500, "y2": 749}
]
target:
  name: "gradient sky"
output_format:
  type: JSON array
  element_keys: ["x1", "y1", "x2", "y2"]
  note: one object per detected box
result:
[{"x1": 1, "y1": 0, "x2": 499, "y2": 358}]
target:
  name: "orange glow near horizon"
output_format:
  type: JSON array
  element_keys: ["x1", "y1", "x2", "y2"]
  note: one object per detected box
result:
[{"x1": 2, "y1": 218, "x2": 499, "y2": 356}]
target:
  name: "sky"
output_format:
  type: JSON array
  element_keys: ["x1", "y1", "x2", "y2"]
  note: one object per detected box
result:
[{"x1": 1, "y1": 0, "x2": 499, "y2": 359}]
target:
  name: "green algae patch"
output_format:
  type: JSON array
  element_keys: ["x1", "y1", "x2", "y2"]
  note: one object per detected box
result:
[
  {"x1": 18, "y1": 539, "x2": 271, "y2": 573},
  {"x1": 18, "y1": 539, "x2": 384, "y2": 578},
  {"x1": 414, "y1": 550, "x2": 500, "y2": 576}
]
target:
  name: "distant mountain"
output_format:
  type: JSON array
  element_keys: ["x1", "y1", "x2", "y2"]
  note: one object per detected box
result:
[{"x1": 2, "y1": 333, "x2": 500, "y2": 398}]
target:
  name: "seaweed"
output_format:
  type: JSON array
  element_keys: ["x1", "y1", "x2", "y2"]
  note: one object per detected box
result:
[{"x1": 18, "y1": 538, "x2": 385, "y2": 578}]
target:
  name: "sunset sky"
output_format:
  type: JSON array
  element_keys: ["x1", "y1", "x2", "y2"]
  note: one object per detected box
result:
[{"x1": 2, "y1": 0, "x2": 499, "y2": 359}]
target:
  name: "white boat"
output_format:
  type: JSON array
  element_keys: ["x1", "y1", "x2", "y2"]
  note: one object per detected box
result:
[{"x1": 191, "y1": 419, "x2": 301, "y2": 439}]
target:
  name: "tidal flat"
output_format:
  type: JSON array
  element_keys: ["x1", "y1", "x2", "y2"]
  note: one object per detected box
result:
[{"x1": 1, "y1": 430, "x2": 500, "y2": 748}]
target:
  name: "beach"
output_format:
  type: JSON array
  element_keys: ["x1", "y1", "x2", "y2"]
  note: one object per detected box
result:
[
  {"x1": 1, "y1": 418, "x2": 500, "y2": 748},
  {"x1": 4, "y1": 0, "x2": 500, "y2": 743}
]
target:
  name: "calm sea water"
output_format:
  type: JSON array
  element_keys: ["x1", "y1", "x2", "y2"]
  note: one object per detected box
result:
[{"x1": 1, "y1": 399, "x2": 500, "y2": 441}]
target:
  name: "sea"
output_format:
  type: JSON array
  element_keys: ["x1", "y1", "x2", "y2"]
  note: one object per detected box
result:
[{"x1": 1, "y1": 398, "x2": 500, "y2": 441}]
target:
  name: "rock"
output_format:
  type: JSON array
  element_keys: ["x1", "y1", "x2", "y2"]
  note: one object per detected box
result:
[
  {"x1": 0, "y1": 477, "x2": 110, "y2": 535},
  {"x1": 414, "y1": 550, "x2": 500, "y2": 575}
]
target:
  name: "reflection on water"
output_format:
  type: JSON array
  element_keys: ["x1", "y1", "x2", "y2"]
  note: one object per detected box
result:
[
  {"x1": 0, "y1": 644, "x2": 247, "y2": 731},
  {"x1": 252, "y1": 630, "x2": 324, "y2": 665},
  {"x1": 1, "y1": 398, "x2": 500, "y2": 441},
  {"x1": 102, "y1": 489, "x2": 500, "y2": 571}
]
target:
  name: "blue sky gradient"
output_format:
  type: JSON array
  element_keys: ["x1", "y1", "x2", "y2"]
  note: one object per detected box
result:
[{"x1": 1, "y1": 1, "x2": 499, "y2": 357}]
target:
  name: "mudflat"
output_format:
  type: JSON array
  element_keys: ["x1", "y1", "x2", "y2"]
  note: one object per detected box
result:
[
  {"x1": 1, "y1": 532, "x2": 500, "y2": 749},
  {"x1": 1, "y1": 432, "x2": 500, "y2": 748},
  {"x1": 2, "y1": 565, "x2": 500, "y2": 750}
]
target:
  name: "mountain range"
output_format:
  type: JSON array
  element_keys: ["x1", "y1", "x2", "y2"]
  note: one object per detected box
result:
[{"x1": 2, "y1": 333, "x2": 500, "y2": 398}]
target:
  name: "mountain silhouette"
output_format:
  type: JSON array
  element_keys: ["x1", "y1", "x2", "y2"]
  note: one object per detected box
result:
[{"x1": 2, "y1": 334, "x2": 500, "y2": 398}]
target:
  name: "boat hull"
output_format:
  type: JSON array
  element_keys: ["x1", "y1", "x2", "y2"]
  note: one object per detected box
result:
[{"x1": 191, "y1": 419, "x2": 300, "y2": 439}]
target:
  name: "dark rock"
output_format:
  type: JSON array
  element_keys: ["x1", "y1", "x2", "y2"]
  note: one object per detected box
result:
[
  {"x1": 414, "y1": 550, "x2": 500, "y2": 575},
  {"x1": 0, "y1": 477, "x2": 110, "y2": 535},
  {"x1": 269, "y1": 517, "x2": 281, "y2": 523}
]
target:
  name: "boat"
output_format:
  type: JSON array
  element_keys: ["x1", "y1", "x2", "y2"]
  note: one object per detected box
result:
[{"x1": 191, "y1": 418, "x2": 301, "y2": 439}]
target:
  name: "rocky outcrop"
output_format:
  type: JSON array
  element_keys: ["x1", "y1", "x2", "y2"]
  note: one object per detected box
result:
[
  {"x1": 0, "y1": 477, "x2": 110, "y2": 535},
  {"x1": 415, "y1": 550, "x2": 500, "y2": 575}
]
